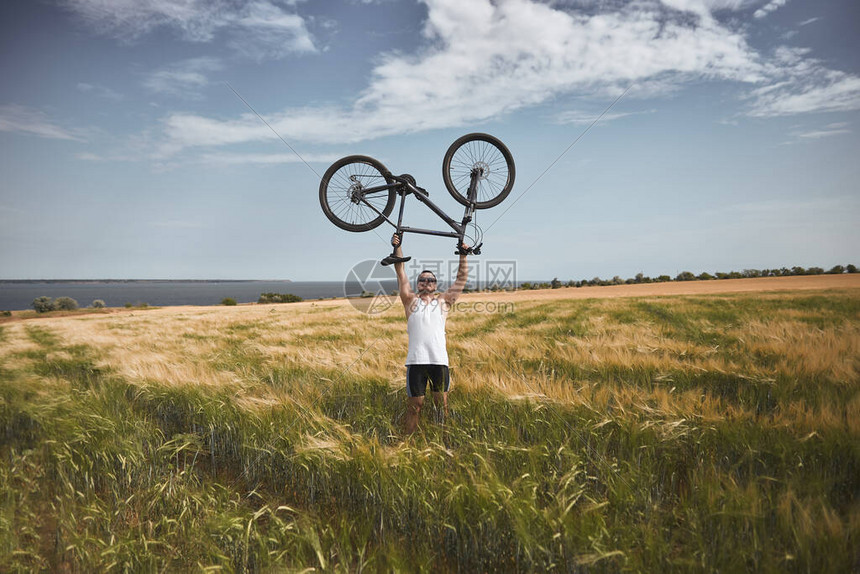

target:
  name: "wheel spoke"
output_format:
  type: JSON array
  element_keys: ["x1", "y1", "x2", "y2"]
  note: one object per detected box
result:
[
  {"x1": 443, "y1": 134, "x2": 514, "y2": 208},
  {"x1": 321, "y1": 157, "x2": 394, "y2": 229}
]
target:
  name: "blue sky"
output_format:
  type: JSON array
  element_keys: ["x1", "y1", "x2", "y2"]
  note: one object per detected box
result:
[{"x1": 1, "y1": 0, "x2": 858, "y2": 281}]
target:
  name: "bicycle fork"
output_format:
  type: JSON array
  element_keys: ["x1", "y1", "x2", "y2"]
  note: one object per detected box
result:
[{"x1": 459, "y1": 168, "x2": 483, "y2": 254}]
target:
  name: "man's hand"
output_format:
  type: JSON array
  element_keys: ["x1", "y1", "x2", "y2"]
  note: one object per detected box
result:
[{"x1": 391, "y1": 233, "x2": 402, "y2": 248}]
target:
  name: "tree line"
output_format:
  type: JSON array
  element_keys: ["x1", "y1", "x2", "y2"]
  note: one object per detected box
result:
[
  {"x1": 518, "y1": 264, "x2": 857, "y2": 290},
  {"x1": 24, "y1": 292, "x2": 303, "y2": 313}
]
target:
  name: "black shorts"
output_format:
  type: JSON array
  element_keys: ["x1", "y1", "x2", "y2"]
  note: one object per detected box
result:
[{"x1": 406, "y1": 364, "x2": 450, "y2": 397}]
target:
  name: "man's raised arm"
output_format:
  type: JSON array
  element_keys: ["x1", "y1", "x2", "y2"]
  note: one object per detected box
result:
[
  {"x1": 391, "y1": 234, "x2": 414, "y2": 310},
  {"x1": 443, "y1": 246, "x2": 469, "y2": 305}
]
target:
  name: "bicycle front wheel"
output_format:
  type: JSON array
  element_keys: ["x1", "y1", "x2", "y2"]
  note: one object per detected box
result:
[
  {"x1": 319, "y1": 155, "x2": 396, "y2": 232},
  {"x1": 443, "y1": 133, "x2": 515, "y2": 209}
]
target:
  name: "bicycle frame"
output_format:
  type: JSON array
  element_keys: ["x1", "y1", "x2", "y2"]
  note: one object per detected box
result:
[{"x1": 352, "y1": 170, "x2": 481, "y2": 243}]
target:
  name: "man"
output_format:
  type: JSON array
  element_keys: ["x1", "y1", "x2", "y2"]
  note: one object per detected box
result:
[{"x1": 391, "y1": 234, "x2": 469, "y2": 433}]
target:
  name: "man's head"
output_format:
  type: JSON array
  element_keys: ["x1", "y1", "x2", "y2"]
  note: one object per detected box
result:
[{"x1": 416, "y1": 270, "x2": 437, "y2": 293}]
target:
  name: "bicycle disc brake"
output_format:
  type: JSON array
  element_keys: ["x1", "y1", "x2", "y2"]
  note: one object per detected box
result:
[
  {"x1": 472, "y1": 162, "x2": 490, "y2": 180},
  {"x1": 348, "y1": 175, "x2": 364, "y2": 204}
]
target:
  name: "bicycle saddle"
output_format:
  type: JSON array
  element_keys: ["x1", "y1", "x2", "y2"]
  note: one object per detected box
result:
[{"x1": 380, "y1": 254, "x2": 412, "y2": 266}]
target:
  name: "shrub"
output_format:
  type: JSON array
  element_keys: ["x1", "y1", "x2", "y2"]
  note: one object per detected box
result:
[
  {"x1": 1, "y1": 310, "x2": 11, "y2": 317},
  {"x1": 92, "y1": 299, "x2": 106, "y2": 309},
  {"x1": 124, "y1": 303, "x2": 133, "y2": 308},
  {"x1": 32, "y1": 296, "x2": 55, "y2": 313},
  {"x1": 221, "y1": 297, "x2": 237, "y2": 306},
  {"x1": 826, "y1": 265, "x2": 844, "y2": 275},
  {"x1": 258, "y1": 292, "x2": 302, "y2": 304},
  {"x1": 54, "y1": 297, "x2": 79, "y2": 311}
]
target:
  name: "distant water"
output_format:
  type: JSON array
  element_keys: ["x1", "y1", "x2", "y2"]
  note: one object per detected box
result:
[{"x1": 0, "y1": 281, "x2": 373, "y2": 311}]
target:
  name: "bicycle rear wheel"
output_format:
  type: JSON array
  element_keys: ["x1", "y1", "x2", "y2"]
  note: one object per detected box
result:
[
  {"x1": 320, "y1": 155, "x2": 396, "y2": 232},
  {"x1": 443, "y1": 133, "x2": 515, "y2": 209}
]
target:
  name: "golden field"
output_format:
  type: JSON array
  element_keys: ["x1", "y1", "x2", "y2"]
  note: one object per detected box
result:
[{"x1": 1, "y1": 274, "x2": 858, "y2": 571}]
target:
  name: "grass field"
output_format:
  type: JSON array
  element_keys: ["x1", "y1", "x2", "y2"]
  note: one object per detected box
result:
[{"x1": 1, "y1": 279, "x2": 858, "y2": 572}]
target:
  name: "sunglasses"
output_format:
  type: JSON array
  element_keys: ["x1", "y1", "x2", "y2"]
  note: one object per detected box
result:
[{"x1": 417, "y1": 278, "x2": 437, "y2": 283}]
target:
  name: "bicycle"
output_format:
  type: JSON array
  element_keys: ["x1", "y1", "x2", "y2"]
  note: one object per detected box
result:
[{"x1": 319, "y1": 133, "x2": 515, "y2": 265}]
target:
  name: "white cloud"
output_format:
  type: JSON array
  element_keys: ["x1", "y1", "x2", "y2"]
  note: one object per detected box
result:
[
  {"x1": 75, "y1": 151, "x2": 140, "y2": 162},
  {"x1": 754, "y1": 0, "x2": 789, "y2": 19},
  {"x1": 75, "y1": 152, "x2": 105, "y2": 161},
  {"x1": 791, "y1": 122, "x2": 851, "y2": 140},
  {"x1": 764, "y1": 75, "x2": 860, "y2": 115},
  {"x1": 557, "y1": 0, "x2": 755, "y2": 13},
  {"x1": 659, "y1": 0, "x2": 754, "y2": 21},
  {"x1": 62, "y1": 0, "x2": 317, "y2": 57},
  {"x1": 795, "y1": 128, "x2": 851, "y2": 139},
  {"x1": 143, "y1": 57, "x2": 222, "y2": 98},
  {"x1": 554, "y1": 109, "x2": 654, "y2": 125},
  {"x1": 195, "y1": 151, "x2": 341, "y2": 165},
  {"x1": 145, "y1": 0, "x2": 859, "y2": 155},
  {"x1": 76, "y1": 82, "x2": 124, "y2": 101},
  {"x1": 798, "y1": 17, "x2": 820, "y2": 26},
  {"x1": 156, "y1": 0, "x2": 766, "y2": 153},
  {"x1": 0, "y1": 104, "x2": 86, "y2": 141},
  {"x1": 228, "y1": 2, "x2": 316, "y2": 60},
  {"x1": 748, "y1": 48, "x2": 860, "y2": 116}
]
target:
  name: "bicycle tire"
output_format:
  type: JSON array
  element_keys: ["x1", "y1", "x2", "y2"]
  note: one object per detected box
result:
[
  {"x1": 319, "y1": 155, "x2": 396, "y2": 232},
  {"x1": 442, "y1": 133, "x2": 515, "y2": 209}
]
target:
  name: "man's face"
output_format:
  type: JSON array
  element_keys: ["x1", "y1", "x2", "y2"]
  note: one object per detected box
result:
[{"x1": 416, "y1": 273, "x2": 437, "y2": 293}]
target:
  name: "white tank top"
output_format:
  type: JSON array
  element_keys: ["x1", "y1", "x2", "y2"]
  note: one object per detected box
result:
[{"x1": 405, "y1": 297, "x2": 449, "y2": 365}]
